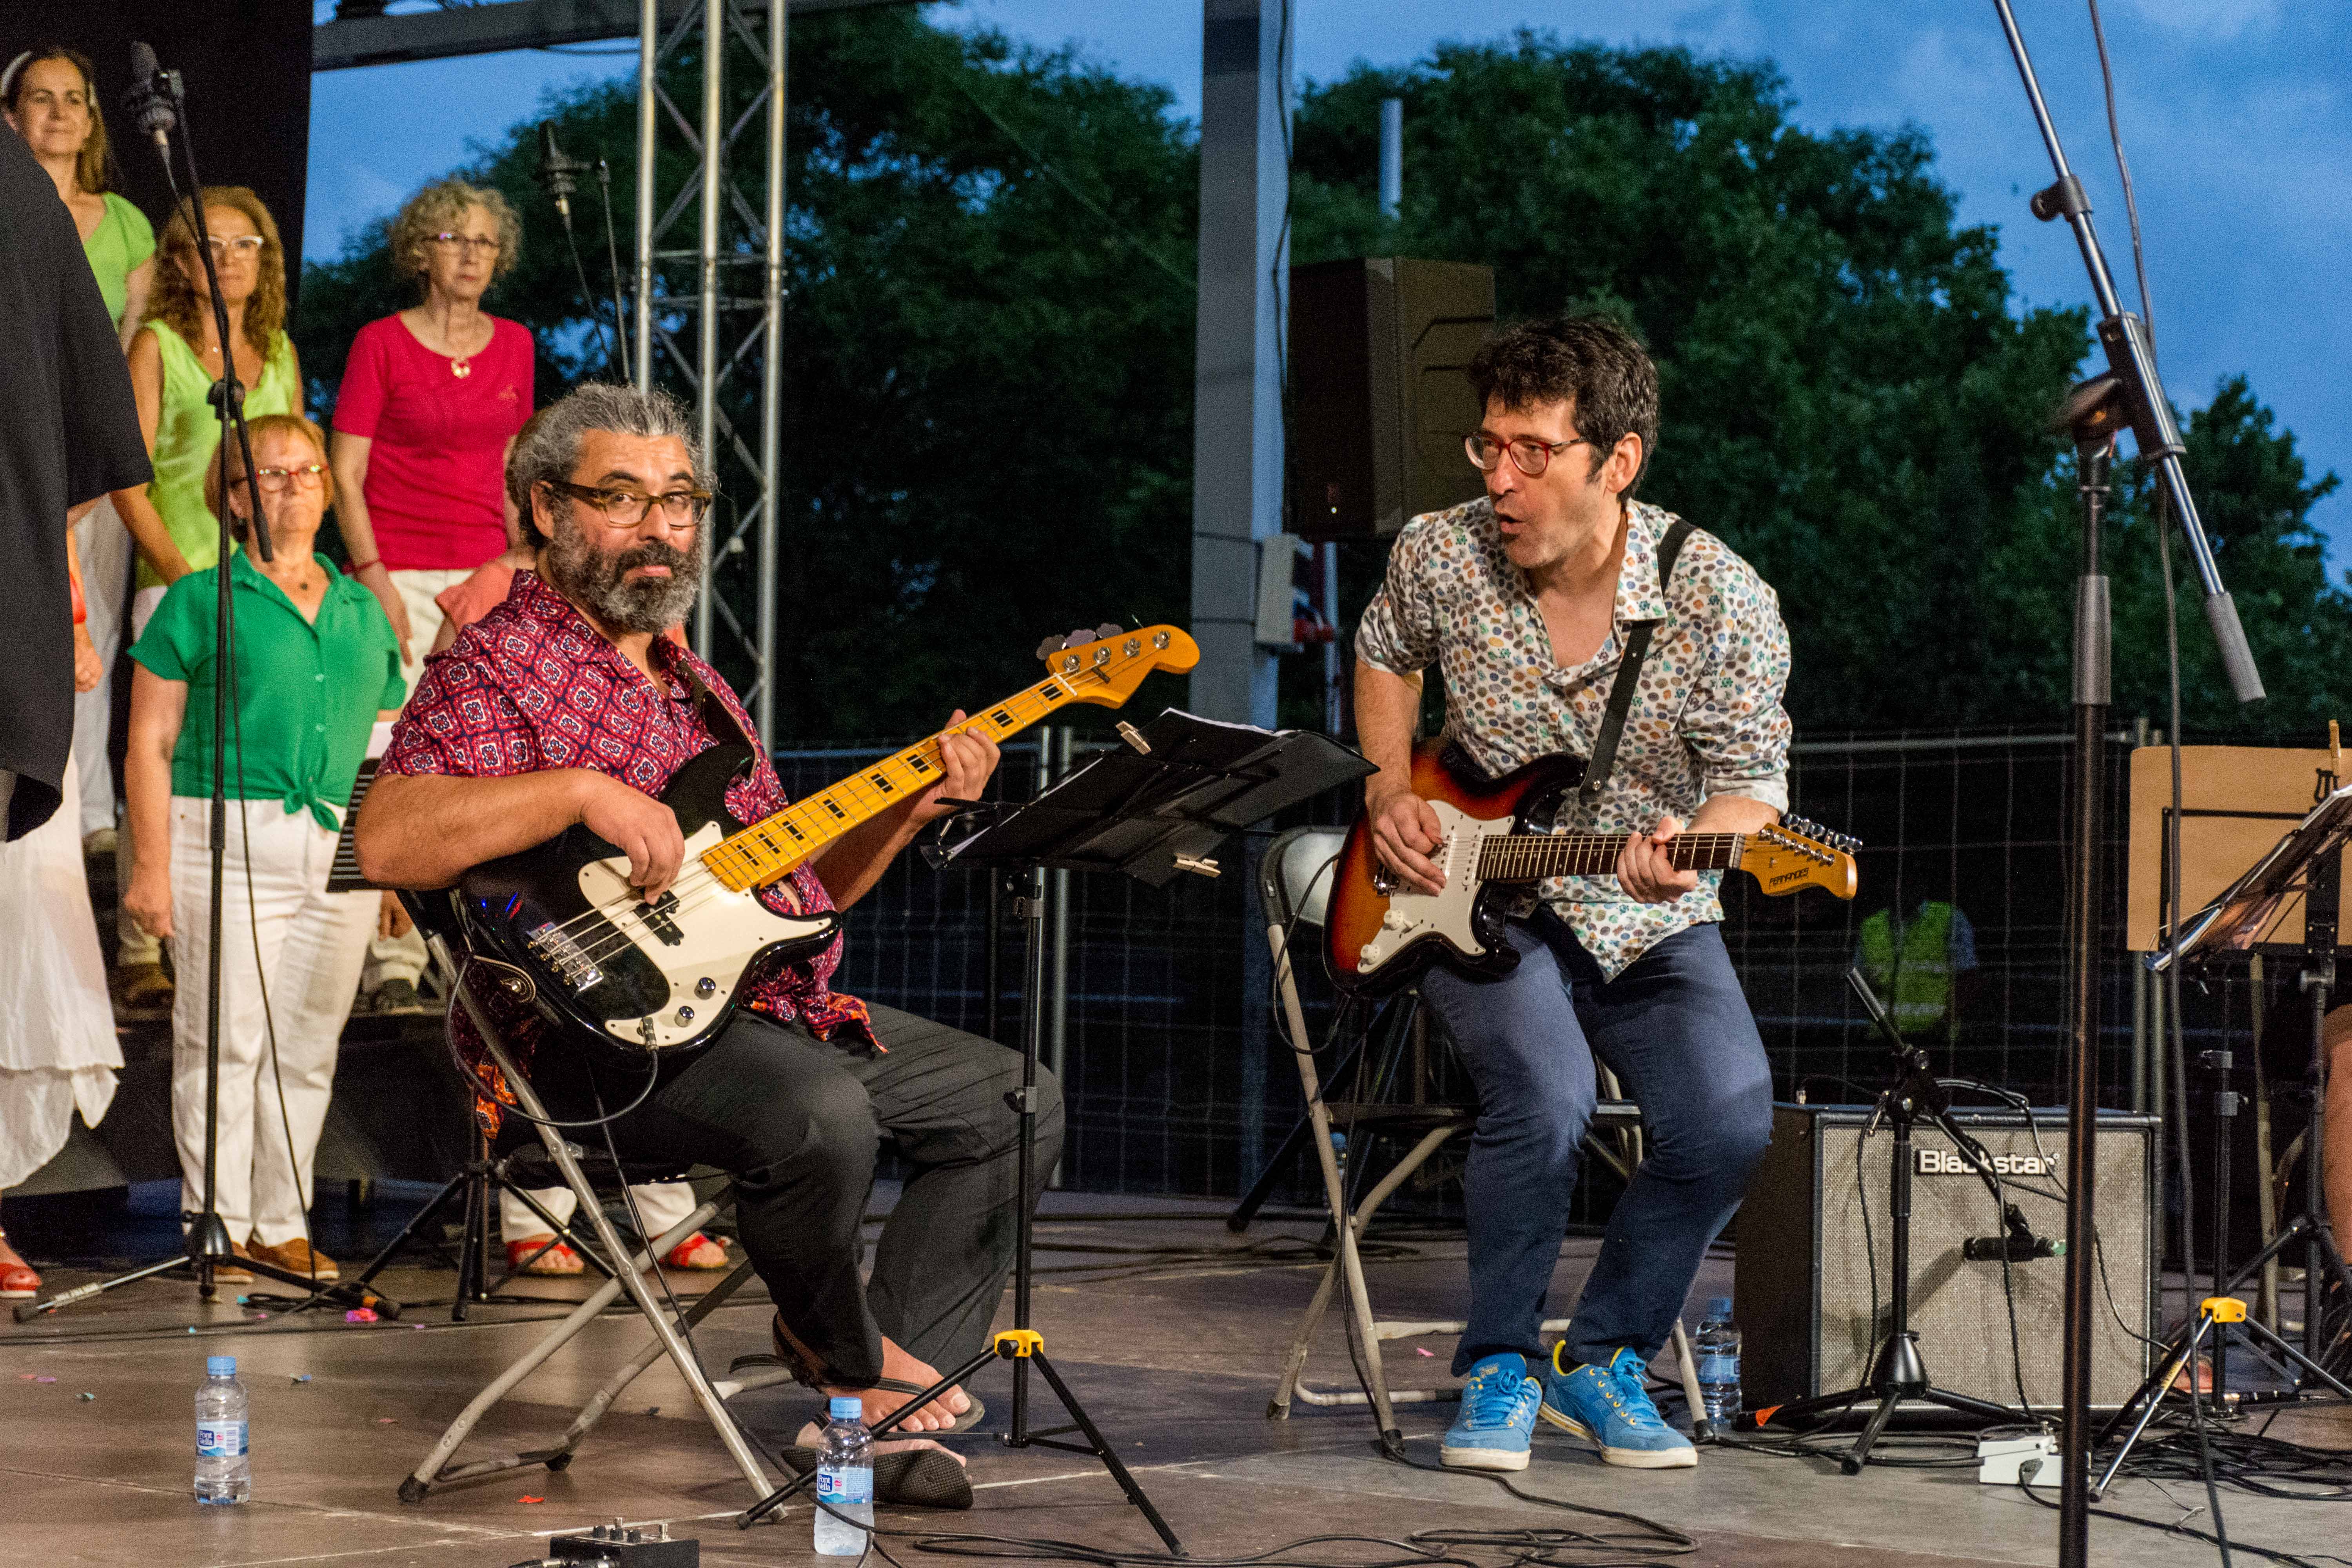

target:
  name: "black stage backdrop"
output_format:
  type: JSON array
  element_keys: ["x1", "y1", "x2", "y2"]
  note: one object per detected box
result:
[{"x1": 1, "y1": 0, "x2": 312, "y2": 300}]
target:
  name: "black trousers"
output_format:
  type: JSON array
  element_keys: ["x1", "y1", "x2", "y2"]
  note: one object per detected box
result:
[{"x1": 525, "y1": 1002, "x2": 1063, "y2": 1388}]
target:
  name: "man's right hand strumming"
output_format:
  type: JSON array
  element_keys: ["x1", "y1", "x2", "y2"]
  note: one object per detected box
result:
[
  {"x1": 574, "y1": 770, "x2": 687, "y2": 903},
  {"x1": 1367, "y1": 784, "x2": 1448, "y2": 894}
]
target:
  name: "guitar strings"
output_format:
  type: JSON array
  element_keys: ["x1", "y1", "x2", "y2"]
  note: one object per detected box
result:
[{"x1": 526, "y1": 661, "x2": 1127, "y2": 970}]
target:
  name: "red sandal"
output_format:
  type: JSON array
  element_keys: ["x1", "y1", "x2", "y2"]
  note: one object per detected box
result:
[{"x1": 0, "y1": 1228, "x2": 40, "y2": 1301}]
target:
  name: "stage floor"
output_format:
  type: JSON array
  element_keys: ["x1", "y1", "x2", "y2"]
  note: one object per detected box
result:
[{"x1": 4, "y1": 1188, "x2": 2345, "y2": 1568}]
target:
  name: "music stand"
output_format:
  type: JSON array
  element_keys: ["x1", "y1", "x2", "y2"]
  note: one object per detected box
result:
[
  {"x1": 734, "y1": 709, "x2": 1371, "y2": 1538},
  {"x1": 2096, "y1": 786, "x2": 2352, "y2": 1489}
]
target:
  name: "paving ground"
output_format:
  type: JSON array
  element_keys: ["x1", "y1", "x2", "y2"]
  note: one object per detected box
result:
[{"x1": 5, "y1": 1185, "x2": 2348, "y2": 1568}]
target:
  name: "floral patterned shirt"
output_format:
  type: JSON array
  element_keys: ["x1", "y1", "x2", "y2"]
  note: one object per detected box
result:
[
  {"x1": 382, "y1": 570, "x2": 872, "y2": 1131},
  {"x1": 1356, "y1": 497, "x2": 1792, "y2": 979}
]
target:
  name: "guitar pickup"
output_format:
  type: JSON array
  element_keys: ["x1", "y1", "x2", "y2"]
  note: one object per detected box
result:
[{"x1": 526, "y1": 921, "x2": 605, "y2": 993}]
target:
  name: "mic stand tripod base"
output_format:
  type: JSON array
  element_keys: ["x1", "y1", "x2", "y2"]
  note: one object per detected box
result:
[
  {"x1": 15, "y1": 1210, "x2": 405, "y2": 1323},
  {"x1": 1739, "y1": 1333, "x2": 2021, "y2": 1475}
]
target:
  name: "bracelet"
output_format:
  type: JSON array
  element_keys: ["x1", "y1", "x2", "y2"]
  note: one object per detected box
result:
[{"x1": 345, "y1": 558, "x2": 382, "y2": 575}]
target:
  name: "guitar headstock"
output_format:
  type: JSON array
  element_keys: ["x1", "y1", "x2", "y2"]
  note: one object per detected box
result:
[
  {"x1": 1742, "y1": 816, "x2": 1862, "y2": 900},
  {"x1": 1033, "y1": 623, "x2": 1200, "y2": 707}
]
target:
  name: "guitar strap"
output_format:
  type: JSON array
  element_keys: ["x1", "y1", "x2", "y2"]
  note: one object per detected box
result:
[{"x1": 1577, "y1": 516, "x2": 1694, "y2": 811}]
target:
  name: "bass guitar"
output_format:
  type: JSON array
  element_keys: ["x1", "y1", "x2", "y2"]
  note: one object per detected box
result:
[
  {"x1": 1326, "y1": 741, "x2": 1858, "y2": 996},
  {"x1": 447, "y1": 625, "x2": 1199, "y2": 1058}
]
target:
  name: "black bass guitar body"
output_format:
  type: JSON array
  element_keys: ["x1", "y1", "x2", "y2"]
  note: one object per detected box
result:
[{"x1": 452, "y1": 743, "x2": 841, "y2": 1062}]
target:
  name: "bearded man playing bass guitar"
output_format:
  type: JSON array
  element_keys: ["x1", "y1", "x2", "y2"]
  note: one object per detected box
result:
[
  {"x1": 1354, "y1": 314, "x2": 1791, "y2": 1474},
  {"x1": 357, "y1": 384, "x2": 1047, "y2": 1484}
]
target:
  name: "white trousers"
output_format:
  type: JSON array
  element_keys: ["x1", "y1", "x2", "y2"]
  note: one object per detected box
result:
[
  {"x1": 168, "y1": 796, "x2": 376, "y2": 1247},
  {"x1": 360, "y1": 567, "x2": 466, "y2": 992},
  {"x1": 69, "y1": 498, "x2": 134, "y2": 840},
  {"x1": 500, "y1": 1179, "x2": 699, "y2": 1244}
]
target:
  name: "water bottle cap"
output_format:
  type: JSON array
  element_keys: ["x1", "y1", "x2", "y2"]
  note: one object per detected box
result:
[
  {"x1": 1707, "y1": 1297, "x2": 1733, "y2": 1317},
  {"x1": 828, "y1": 1396, "x2": 864, "y2": 1421},
  {"x1": 206, "y1": 1356, "x2": 236, "y2": 1377}
]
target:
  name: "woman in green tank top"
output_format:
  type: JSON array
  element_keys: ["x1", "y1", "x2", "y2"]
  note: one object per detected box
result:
[
  {"x1": 113, "y1": 186, "x2": 304, "y2": 600},
  {"x1": 4, "y1": 47, "x2": 155, "y2": 340}
]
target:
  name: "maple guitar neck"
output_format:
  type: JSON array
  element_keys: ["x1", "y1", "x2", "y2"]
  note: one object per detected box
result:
[
  {"x1": 1476, "y1": 832, "x2": 1747, "y2": 884},
  {"x1": 696, "y1": 676, "x2": 1093, "y2": 895}
]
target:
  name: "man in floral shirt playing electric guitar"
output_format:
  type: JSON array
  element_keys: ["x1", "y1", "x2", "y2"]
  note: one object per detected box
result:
[{"x1": 1354, "y1": 315, "x2": 1792, "y2": 1474}]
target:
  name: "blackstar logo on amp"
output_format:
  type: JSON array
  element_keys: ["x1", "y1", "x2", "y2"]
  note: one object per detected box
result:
[{"x1": 1914, "y1": 1148, "x2": 2052, "y2": 1177}]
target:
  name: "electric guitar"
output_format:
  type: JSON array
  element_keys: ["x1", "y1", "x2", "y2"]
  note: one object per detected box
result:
[
  {"x1": 1325, "y1": 741, "x2": 1859, "y2": 996},
  {"x1": 446, "y1": 625, "x2": 1200, "y2": 1059}
]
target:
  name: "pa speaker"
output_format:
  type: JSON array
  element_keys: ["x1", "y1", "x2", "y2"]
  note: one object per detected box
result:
[
  {"x1": 1288, "y1": 257, "x2": 1494, "y2": 541},
  {"x1": 1736, "y1": 1104, "x2": 2156, "y2": 1412}
]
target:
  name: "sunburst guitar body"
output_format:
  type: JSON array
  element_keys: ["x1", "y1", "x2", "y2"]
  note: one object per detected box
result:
[{"x1": 1326, "y1": 742, "x2": 1860, "y2": 996}]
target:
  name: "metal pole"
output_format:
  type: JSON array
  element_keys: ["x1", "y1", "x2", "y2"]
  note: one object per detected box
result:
[
  {"x1": 1989, "y1": 0, "x2": 2261, "y2": 703},
  {"x1": 693, "y1": 0, "x2": 724, "y2": 659},
  {"x1": 632, "y1": 0, "x2": 656, "y2": 394},
  {"x1": 2057, "y1": 438, "x2": 2114, "y2": 1567},
  {"x1": 756, "y1": 0, "x2": 786, "y2": 744}
]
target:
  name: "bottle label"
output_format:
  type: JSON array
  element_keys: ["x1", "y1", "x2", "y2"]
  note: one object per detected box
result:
[
  {"x1": 1696, "y1": 1354, "x2": 1739, "y2": 1384},
  {"x1": 197, "y1": 1420, "x2": 247, "y2": 1457},
  {"x1": 816, "y1": 1466, "x2": 873, "y2": 1508}
]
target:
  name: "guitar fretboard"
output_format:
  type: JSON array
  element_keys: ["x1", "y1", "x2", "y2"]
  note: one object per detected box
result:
[
  {"x1": 700, "y1": 672, "x2": 1090, "y2": 893},
  {"x1": 1475, "y1": 832, "x2": 1746, "y2": 883}
]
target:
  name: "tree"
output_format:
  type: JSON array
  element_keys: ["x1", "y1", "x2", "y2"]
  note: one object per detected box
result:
[
  {"x1": 299, "y1": 18, "x2": 2343, "y2": 742},
  {"x1": 1289, "y1": 33, "x2": 2342, "y2": 737}
]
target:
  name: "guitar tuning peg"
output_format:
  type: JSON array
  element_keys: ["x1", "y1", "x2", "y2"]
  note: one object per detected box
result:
[
  {"x1": 1060, "y1": 627, "x2": 1096, "y2": 651},
  {"x1": 1035, "y1": 635, "x2": 1065, "y2": 662},
  {"x1": 1094, "y1": 621, "x2": 1122, "y2": 641}
]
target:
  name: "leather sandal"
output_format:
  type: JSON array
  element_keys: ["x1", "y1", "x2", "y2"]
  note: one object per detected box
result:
[
  {"x1": 748, "y1": 1314, "x2": 986, "y2": 1432},
  {"x1": 0, "y1": 1228, "x2": 39, "y2": 1301},
  {"x1": 660, "y1": 1231, "x2": 731, "y2": 1270}
]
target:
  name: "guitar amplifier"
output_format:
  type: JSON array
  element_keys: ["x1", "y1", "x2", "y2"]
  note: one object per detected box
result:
[{"x1": 1736, "y1": 1104, "x2": 2156, "y2": 1412}]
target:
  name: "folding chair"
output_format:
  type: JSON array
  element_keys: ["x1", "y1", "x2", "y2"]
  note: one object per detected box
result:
[
  {"x1": 394, "y1": 917, "x2": 789, "y2": 1504},
  {"x1": 1256, "y1": 826, "x2": 1709, "y2": 1434}
]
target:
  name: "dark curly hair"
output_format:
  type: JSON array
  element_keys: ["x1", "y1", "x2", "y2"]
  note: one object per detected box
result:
[{"x1": 1466, "y1": 313, "x2": 1659, "y2": 495}]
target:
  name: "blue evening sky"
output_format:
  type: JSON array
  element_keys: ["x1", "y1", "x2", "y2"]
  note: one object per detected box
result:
[{"x1": 308, "y1": 1, "x2": 2350, "y2": 559}]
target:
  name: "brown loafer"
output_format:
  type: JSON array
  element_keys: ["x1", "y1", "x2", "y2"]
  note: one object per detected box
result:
[
  {"x1": 249, "y1": 1238, "x2": 339, "y2": 1280},
  {"x1": 210, "y1": 1242, "x2": 256, "y2": 1285}
]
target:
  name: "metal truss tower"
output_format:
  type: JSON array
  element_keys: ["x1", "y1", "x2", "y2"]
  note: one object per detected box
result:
[{"x1": 632, "y1": 0, "x2": 786, "y2": 741}]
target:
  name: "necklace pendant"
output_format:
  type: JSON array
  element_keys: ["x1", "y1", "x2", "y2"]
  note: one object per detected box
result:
[{"x1": 450, "y1": 356, "x2": 472, "y2": 379}]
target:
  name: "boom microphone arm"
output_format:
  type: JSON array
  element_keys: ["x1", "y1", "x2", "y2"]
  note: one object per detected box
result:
[{"x1": 1991, "y1": 0, "x2": 2261, "y2": 705}]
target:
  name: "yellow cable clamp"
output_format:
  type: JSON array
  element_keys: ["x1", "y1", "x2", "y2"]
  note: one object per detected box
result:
[
  {"x1": 2201, "y1": 1296, "x2": 2248, "y2": 1323},
  {"x1": 994, "y1": 1328, "x2": 1044, "y2": 1357}
]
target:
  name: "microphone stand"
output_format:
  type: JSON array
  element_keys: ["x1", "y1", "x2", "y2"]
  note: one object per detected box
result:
[
  {"x1": 16, "y1": 49, "x2": 396, "y2": 1325},
  {"x1": 1734, "y1": 969, "x2": 2030, "y2": 1471},
  {"x1": 1985, "y1": 9, "x2": 2269, "y2": 1562}
]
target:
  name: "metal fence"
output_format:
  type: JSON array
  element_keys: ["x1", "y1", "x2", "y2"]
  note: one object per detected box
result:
[{"x1": 783, "y1": 725, "x2": 2227, "y2": 1207}]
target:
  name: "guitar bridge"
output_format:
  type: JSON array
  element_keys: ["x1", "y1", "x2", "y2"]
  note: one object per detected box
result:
[{"x1": 526, "y1": 921, "x2": 604, "y2": 993}]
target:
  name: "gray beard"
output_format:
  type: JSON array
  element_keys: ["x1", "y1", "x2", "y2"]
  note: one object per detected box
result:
[{"x1": 543, "y1": 517, "x2": 706, "y2": 635}]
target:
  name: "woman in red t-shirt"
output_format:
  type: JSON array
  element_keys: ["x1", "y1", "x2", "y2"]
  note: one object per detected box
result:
[{"x1": 329, "y1": 178, "x2": 533, "y2": 675}]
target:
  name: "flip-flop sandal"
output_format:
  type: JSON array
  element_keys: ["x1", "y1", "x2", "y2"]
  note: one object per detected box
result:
[
  {"x1": 870, "y1": 1377, "x2": 985, "y2": 1434},
  {"x1": 778, "y1": 1444, "x2": 973, "y2": 1510}
]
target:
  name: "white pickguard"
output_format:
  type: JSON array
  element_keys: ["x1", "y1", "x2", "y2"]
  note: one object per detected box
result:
[
  {"x1": 564, "y1": 820, "x2": 836, "y2": 1049},
  {"x1": 1352, "y1": 801, "x2": 1517, "y2": 977}
]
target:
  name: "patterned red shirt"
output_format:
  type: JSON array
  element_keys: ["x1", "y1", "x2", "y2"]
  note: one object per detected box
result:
[{"x1": 382, "y1": 569, "x2": 872, "y2": 1128}]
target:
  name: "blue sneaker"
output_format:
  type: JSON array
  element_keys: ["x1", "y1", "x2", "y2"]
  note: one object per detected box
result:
[
  {"x1": 1539, "y1": 1346, "x2": 1697, "y2": 1468},
  {"x1": 1440, "y1": 1352, "x2": 1539, "y2": 1471}
]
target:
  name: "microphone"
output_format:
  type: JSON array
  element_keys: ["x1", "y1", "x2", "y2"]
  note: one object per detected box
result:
[
  {"x1": 125, "y1": 42, "x2": 176, "y2": 151},
  {"x1": 1962, "y1": 1203, "x2": 2064, "y2": 1262},
  {"x1": 536, "y1": 122, "x2": 588, "y2": 219}
]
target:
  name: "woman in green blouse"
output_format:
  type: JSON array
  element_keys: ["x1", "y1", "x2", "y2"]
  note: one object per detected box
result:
[
  {"x1": 108, "y1": 186, "x2": 304, "y2": 997},
  {"x1": 124, "y1": 415, "x2": 404, "y2": 1283}
]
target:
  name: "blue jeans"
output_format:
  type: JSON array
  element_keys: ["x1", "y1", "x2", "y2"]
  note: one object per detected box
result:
[{"x1": 1419, "y1": 914, "x2": 1772, "y2": 1376}]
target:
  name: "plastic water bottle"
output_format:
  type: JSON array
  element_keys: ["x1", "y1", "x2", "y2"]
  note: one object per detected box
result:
[
  {"x1": 194, "y1": 1355, "x2": 250, "y2": 1504},
  {"x1": 813, "y1": 1394, "x2": 874, "y2": 1555},
  {"x1": 1695, "y1": 1298, "x2": 1741, "y2": 1425}
]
